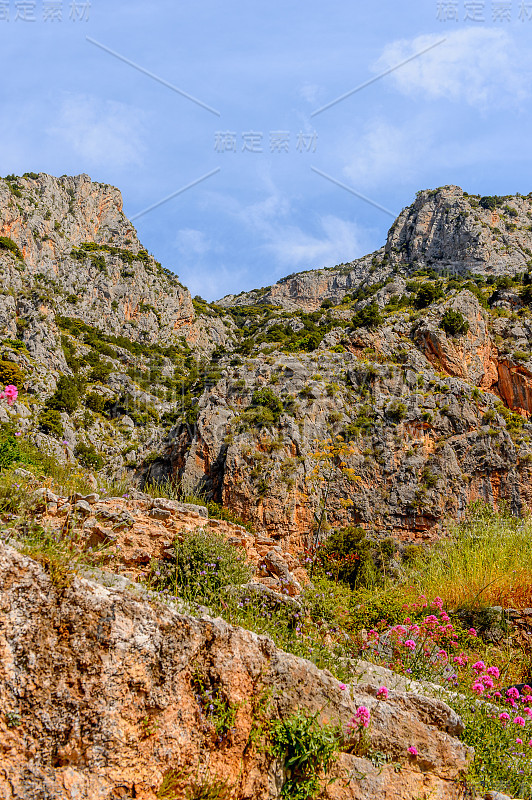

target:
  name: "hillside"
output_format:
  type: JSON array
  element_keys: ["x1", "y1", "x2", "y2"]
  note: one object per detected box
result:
[
  {"x1": 3, "y1": 174, "x2": 532, "y2": 799},
  {"x1": 1, "y1": 176, "x2": 532, "y2": 546}
]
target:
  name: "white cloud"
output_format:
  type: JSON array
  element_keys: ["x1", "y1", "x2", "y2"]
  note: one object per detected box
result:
[
  {"x1": 375, "y1": 29, "x2": 529, "y2": 109},
  {"x1": 234, "y1": 180, "x2": 367, "y2": 269},
  {"x1": 265, "y1": 214, "x2": 365, "y2": 269},
  {"x1": 48, "y1": 94, "x2": 146, "y2": 168},
  {"x1": 343, "y1": 117, "x2": 432, "y2": 188},
  {"x1": 175, "y1": 228, "x2": 212, "y2": 257}
]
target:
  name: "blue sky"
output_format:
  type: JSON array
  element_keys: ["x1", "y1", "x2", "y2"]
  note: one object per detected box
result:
[{"x1": 2, "y1": 0, "x2": 532, "y2": 299}]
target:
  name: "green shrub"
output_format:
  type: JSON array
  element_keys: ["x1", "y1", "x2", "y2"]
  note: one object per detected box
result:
[
  {"x1": 0, "y1": 360, "x2": 23, "y2": 388},
  {"x1": 270, "y1": 710, "x2": 340, "y2": 800},
  {"x1": 74, "y1": 442, "x2": 104, "y2": 470},
  {"x1": 87, "y1": 362, "x2": 113, "y2": 383},
  {"x1": 440, "y1": 309, "x2": 470, "y2": 336},
  {"x1": 0, "y1": 236, "x2": 22, "y2": 260},
  {"x1": 0, "y1": 435, "x2": 25, "y2": 469},
  {"x1": 352, "y1": 301, "x2": 381, "y2": 329},
  {"x1": 38, "y1": 408, "x2": 64, "y2": 439},
  {"x1": 386, "y1": 400, "x2": 407, "y2": 423},
  {"x1": 148, "y1": 528, "x2": 252, "y2": 604},
  {"x1": 251, "y1": 387, "x2": 284, "y2": 421},
  {"x1": 84, "y1": 392, "x2": 105, "y2": 414},
  {"x1": 46, "y1": 376, "x2": 79, "y2": 413},
  {"x1": 315, "y1": 527, "x2": 377, "y2": 590},
  {"x1": 413, "y1": 282, "x2": 444, "y2": 309}
]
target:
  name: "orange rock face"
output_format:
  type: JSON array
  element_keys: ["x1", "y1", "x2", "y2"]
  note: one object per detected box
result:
[{"x1": 0, "y1": 543, "x2": 473, "y2": 800}]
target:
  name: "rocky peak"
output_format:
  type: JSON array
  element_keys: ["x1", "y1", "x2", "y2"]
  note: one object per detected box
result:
[
  {"x1": 386, "y1": 185, "x2": 532, "y2": 277},
  {"x1": 0, "y1": 172, "x2": 195, "y2": 348}
]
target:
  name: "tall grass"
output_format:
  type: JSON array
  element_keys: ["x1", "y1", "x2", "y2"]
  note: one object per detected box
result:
[{"x1": 408, "y1": 501, "x2": 532, "y2": 609}]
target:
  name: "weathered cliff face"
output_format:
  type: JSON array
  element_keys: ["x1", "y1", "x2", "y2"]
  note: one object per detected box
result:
[
  {"x1": 160, "y1": 289, "x2": 532, "y2": 546},
  {"x1": 386, "y1": 185, "x2": 532, "y2": 277},
  {"x1": 0, "y1": 542, "x2": 472, "y2": 800},
  {"x1": 0, "y1": 173, "x2": 195, "y2": 349},
  {"x1": 3, "y1": 173, "x2": 532, "y2": 547}
]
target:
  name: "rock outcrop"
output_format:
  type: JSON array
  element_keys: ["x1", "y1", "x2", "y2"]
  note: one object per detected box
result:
[{"x1": 0, "y1": 542, "x2": 473, "y2": 799}]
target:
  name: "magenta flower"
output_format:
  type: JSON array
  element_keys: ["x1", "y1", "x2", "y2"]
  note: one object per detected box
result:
[
  {"x1": 517, "y1": 738, "x2": 523, "y2": 744},
  {"x1": 339, "y1": 683, "x2": 347, "y2": 690},
  {"x1": 472, "y1": 661, "x2": 485, "y2": 673},
  {"x1": 4, "y1": 385, "x2": 18, "y2": 405},
  {"x1": 514, "y1": 716, "x2": 526, "y2": 727},
  {"x1": 377, "y1": 686, "x2": 389, "y2": 700},
  {"x1": 348, "y1": 706, "x2": 371, "y2": 729},
  {"x1": 472, "y1": 682, "x2": 485, "y2": 696},
  {"x1": 507, "y1": 687, "x2": 520, "y2": 700},
  {"x1": 487, "y1": 666, "x2": 499, "y2": 678},
  {"x1": 404, "y1": 639, "x2": 416, "y2": 650},
  {"x1": 407, "y1": 746, "x2": 418, "y2": 755},
  {"x1": 468, "y1": 628, "x2": 477, "y2": 636},
  {"x1": 432, "y1": 597, "x2": 443, "y2": 609},
  {"x1": 499, "y1": 713, "x2": 510, "y2": 723}
]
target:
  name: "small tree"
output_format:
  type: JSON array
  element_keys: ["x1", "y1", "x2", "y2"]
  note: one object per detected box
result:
[
  {"x1": 440, "y1": 309, "x2": 469, "y2": 337},
  {"x1": 352, "y1": 301, "x2": 381, "y2": 330}
]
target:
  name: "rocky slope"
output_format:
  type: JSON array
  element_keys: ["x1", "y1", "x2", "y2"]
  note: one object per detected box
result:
[
  {"x1": 2, "y1": 175, "x2": 532, "y2": 547},
  {"x1": 0, "y1": 541, "x2": 473, "y2": 800}
]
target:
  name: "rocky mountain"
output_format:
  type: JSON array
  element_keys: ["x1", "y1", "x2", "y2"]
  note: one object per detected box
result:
[{"x1": 1, "y1": 175, "x2": 532, "y2": 549}]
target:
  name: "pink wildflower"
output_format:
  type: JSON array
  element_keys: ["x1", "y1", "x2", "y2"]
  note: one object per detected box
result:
[
  {"x1": 347, "y1": 706, "x2": 371, "y2": 730},
  {"x1": 339, "y1": 684, "x2": 347, "y2": 690},
  {"x1": 514, "y1": 716, "x2": 526, "y2": 727},
  {"x1": 487, "y1": 666, "x2": 499, "y2": 678},
  {"x1": 472, "y1": 682, "x2": 485, "y2": 696},
  {"x1": 517, "y1": 738, "x2": 523, "y2": 745},
  {"x1": 507, "y1": 687, "x2": 520, "y2": 699},
  {"x1": 468, "y1": 628, "x2": 477, "y2": 636},
  {"x1": 432, "y1": 597, "x2": 444, "y2": 609},
  {"x1": 407, "y1": 746, "x2": 418, "y2": 755},
  {"x1": 404, "y1": 639, "x2": 416, "y2": 650},
  {"x1": 377, "y1": 686, "x2": 389, "y2": 700},
  {"x1": 481, "y1": 676, "x2": 494, "y2": 689},
  {"x1": 499, "y1": 713, "x2": 510, "y2": 723},
  {"x1": 472, "y1": 661, "x2": 485, "y2": 674},
  {"x1": 4, "y1": 385, "x2": 18, "y2": 405}
]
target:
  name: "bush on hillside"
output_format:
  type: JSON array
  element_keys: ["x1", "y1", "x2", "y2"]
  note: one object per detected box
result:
[
  {"x1": 148, "y1": 528, "x2": 252, "y2": 604},
  {"x1": 0, "y1": 360, "x2": 24, "y2": 387},
  {"x1": 440, "y1": 309, "x2": 470, "y2": 336}
]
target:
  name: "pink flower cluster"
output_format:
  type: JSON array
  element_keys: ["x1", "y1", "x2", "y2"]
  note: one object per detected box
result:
[
  {"x1": 347, "y1": 705, "x2": 371, "y2": 730},
  {"x1": 0, "y1": 384, "x2": 18, "y2": 405}
]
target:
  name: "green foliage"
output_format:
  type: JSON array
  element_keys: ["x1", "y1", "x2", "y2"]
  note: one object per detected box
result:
[
  {"x1": 84, "y1": 392, "x2": 105, "y2": 414},
  {"x1": 270, "y1": 710, "x2": 340, "y2": 799},
  {"x1": 351, "y1": 301, "x2": 382, "y2": 330},
  {"x1": 453, "y1": 694, "x2": 532, "y2": 798},
  {"x1": 413, "y1": 282, "x2": 444, "y2": 309},
  {"x1": 87, "y1": 361, "x2": 113, "y2": 383},
  {"x1": 386, "y1": 400, "x2": 407, "y2": 423},
  {"x1": 148, "y1": 528, "x2": 252, "y2": 605},
  {"x1": 316, "y1": 527, "x2": 377, "y2": 589},
  {"x1": 0, "y1": 359, "x2": 24, "y2": 387},
  {"x1": 75, "y1": 442, "x2": 104, "y2": 470},
  {"x1": 191, "y1": 670, "x2": 238, "y2": 738},
  {"x1": 0, "y1": 236, "x2": 23, "y2": 260},
  {"x1": 480, "y1": 195, "x2": 507, "y2": 210},
  {"x1": 251, "y1": 387, "x2": 284, "y2": 422},
  {"x1": 0, "y1": 435, "x2": 26, "y2": 469},
  {"x1": 38, "y1": 408, "x2": 64, "y2": 439},
  {"x1": 440, "y1": 309, "x2": 470, "y2": 336},
  {"x1": 46, "y1": 375, "x2": 80, "y2": 413}
]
